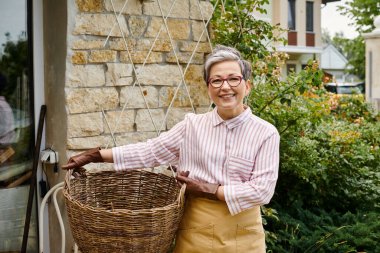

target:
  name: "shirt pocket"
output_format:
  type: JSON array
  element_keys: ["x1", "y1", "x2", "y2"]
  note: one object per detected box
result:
[{"x1": 228, "y1": 156, "x2": 254, "y2": 183}]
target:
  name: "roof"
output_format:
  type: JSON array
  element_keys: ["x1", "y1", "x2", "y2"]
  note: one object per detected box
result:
[
  {"x1": 321, "y1": 44, "x2": 349, "y2": 70},
  {"x1": 322, "y1": 0, "x2": 340, "y2": 4}
]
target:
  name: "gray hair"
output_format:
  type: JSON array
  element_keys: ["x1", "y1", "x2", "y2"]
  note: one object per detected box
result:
[{"x1": 203, "y1": 45, "x2": 252, "y2": 84}]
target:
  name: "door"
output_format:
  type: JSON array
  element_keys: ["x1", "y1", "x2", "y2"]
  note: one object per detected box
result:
[{"x1": 0, "y1": 0, "x2": 37, "y2": 252}]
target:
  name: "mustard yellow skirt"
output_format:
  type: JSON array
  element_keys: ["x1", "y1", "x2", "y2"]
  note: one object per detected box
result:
[{"x1": 174, "y1": 196, "x2": 265, "y2": 253}]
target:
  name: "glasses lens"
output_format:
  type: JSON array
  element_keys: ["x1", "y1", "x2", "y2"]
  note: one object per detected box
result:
[
  {"x1": 227, "y1": 76, "x2": 242, "y2": 86},
  {"x1": 210, "y1": 78, "x2": 223, "y2": 87}
]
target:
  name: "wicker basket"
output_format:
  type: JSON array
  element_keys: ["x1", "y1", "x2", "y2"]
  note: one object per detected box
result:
[{"x1": 63, "y1": 169, "x2": 185, "y2": 253}]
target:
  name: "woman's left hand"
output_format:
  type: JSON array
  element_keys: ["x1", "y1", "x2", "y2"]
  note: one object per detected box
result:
[{"x1": 176, "y1": 171, "x2": 221, "y2": 200}]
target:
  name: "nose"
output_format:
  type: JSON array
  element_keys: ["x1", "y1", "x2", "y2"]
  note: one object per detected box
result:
[{"x1": 220, "y1": 80, "x2": 231, "y2": 89}]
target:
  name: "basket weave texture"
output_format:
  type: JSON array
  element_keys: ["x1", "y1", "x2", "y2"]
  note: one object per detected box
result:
[{"x1": 63, "y1": 169, "x2": 185, "y2": 253}]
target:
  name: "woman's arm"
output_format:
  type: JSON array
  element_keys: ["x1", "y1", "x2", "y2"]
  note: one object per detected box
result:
[{"x1": 100, "y1": 149, "x2": 113, "y2": 163}]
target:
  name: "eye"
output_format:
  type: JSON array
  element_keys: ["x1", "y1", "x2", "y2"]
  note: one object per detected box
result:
[
  {"x1": 210, "y1": 78, "x2": 222, "y2": 84},
  {"x1": 228, "y1": 76, "x2": 240, "y2": 82},
  {"x1": 228, "y1": 76, "x2": 241, "y2": 83}
]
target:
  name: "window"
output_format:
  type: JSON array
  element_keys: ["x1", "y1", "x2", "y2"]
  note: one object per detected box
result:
[
  {"x1": 306, "y1": 1, "x2": 314, "y2": 32},
  {"x1": 0, "y1": 0, "x2": 37, "y2": 251},
  {"x1": 287, "y1": 64, "x2": 296, "y2": 75},
  {"x1": 288, "y1": 0, "x2": 296, "y2": 30}
]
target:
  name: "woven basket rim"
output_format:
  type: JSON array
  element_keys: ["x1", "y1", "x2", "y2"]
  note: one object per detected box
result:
[{"x1": 63, "y1": 169, "x2": 186, "y2": 214}]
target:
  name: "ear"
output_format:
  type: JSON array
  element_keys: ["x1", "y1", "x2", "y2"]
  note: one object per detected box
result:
[{"x1": 244, "y1": 79, "x2": 252, "y2": 96}]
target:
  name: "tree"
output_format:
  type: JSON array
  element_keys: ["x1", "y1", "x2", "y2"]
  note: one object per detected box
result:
[
  {"x1": 335, "y1": 0, "x2": 380, "y2": 80},
  {"x1": 211, "y1": 1, "x2": 380, "y2": 252},
  {"x1": 0, "y1": 32, "x2": 28, "y2": 107},
  {"x1": 338, "y1": 0, "x2": 380, "y2": 34},
  {"x1": 322, "y1": 29, "x2": 366, "y2": 80}
]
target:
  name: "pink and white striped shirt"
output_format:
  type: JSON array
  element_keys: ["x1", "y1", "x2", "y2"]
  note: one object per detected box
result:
[{"x1": 112, "y1": 107, "x2": 280, "y2": 215}]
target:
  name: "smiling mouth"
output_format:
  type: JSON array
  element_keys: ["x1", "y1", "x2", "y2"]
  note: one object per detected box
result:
[{"x1": 219, "y1": 94, "x2": 235, "y2": 98}]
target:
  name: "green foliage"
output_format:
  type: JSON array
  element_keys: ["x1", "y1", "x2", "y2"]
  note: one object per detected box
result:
[
  {"x1": 334, "y1": 0, "x2": 380, "y2": 80},
  {"x1": 338, "y1": 0, "x2": 380, "y2": 34},
  {"x1": 322, "y1": 30, "x2": 365, "y2": 80},
  {"x1": 265, "y1": 207, "x2": 380, "y2": 253},
  {"x1": 211, "y1": 1, "x2": 380, "y2": 252},
  {"x1": 210, "y1": 0, "x2": 287, "y2": 66},
  {"x1": 0, "y1": 32, "x2": 28, "y2": 106}
]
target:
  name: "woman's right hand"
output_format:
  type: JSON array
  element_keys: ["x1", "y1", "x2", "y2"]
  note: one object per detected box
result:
[{"x1": 61, "y1": 147, "x2": 104, "y2": 170}]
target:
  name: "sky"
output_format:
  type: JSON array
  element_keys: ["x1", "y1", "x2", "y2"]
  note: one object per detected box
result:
[
  {"x1": 321, "y1": 0, "x2": 359, "y2": 39},
  {"x1": 0, "y1": 0, "x2": 26, "y2": 53}
]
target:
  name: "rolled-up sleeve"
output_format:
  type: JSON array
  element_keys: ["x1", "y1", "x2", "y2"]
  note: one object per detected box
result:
[
  {"x1": 112, "y1": 119, "x2": 186, "y2": 171},
  {"x1": 224, "y1": 131, "x2": 280, "y2": 215}
]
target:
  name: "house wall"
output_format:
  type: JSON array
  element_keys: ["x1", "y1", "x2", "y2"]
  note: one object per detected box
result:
[
  {"x1": 43, "y1": 0, "x2": 71, "y2": 252},
  {"x1": 364, "y1": 20, "x2": 380, "y2": 111},
  {"x1": 45, "y1": 0, "x2": 213, "y2": 251},
  {"x1": 272, "y1": 0, "x2": 323, "y2": 78}
]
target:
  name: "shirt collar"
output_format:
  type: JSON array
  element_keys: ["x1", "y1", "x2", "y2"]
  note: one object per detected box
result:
[{"x1": 211, "y1": 106, "x2": 251, "y2": 129}]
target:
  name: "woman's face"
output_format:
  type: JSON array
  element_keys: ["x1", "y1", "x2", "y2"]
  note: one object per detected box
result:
[{"x1": 207, "y1": 60, "x2": 251, "y2": 120}]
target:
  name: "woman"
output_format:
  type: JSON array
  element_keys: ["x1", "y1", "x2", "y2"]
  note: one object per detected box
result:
[{"x1": 62, "y1": 45, "x2": 280, "y2": 252}]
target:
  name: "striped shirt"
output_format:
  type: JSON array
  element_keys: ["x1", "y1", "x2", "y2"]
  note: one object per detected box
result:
[{"x1": 113, "y1": 107, "x2": 280, "y2": 215}]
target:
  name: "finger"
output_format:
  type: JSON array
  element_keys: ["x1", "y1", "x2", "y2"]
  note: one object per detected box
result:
[
  {"x1": 176, "y1": 175, "x2": 188, "y2": 182},
  {"x1": 61, "y1": 162, "x2": 79, "y2": 170},
  {"x1": 178, "y1": 171, "x2": 190, "y2": 177}
]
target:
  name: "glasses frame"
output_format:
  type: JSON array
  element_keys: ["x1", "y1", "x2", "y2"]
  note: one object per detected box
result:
[{"x1": 207, "y1": 75, "x2": 244, "y2": 88}]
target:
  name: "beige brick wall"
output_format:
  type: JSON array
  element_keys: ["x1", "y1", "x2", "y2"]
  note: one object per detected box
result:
[{"x1": 66, "y1": 0, "x2": 213, "y2": 157}]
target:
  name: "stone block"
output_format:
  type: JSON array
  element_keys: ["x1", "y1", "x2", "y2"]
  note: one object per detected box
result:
[
  {"x1": 67, "y1": 112, "x2": 103, "y2": 137},
  {"x1": 184, "y1": 64, "x2": 206, "y2": 86},
  {"x1": 143, "y1": 0, "x2": 189, "y2": 18},
  {"x1": 67, "y1": 65, "x2": 106, "y2": 87},
  {"x1": 67, "y1": 135, "x2": 111, "y2": 149},
  {"x1": 158, "y1": 85, "x2": 192, "y2": 107},
  {"x1": 190, "y1": 0, "x2": 214, "y2": 20},
  {"x1": 192, "y1": 20, "x2": 208, "y2": 42},
  {"x1": 128, "y1": 16, "x2": 149, "y2": 37},
  {"x1": 74, "y1": 14, "x2": 129, "y2": 37},
  {"x1": 72, "y1": 39, "x2": 105, "y2": 49},
  {"x1": 135, "y1": 39, "x2": 173, "y2": 52},
  {"x1": 151, "y1": 39, "x2": 173, "y2": 52},
  {"x1": 135, "y1": 108, "x2": 166, "y2": 132},
  {"x1": 120, "y1": 51, "x2": 163, "y2": 64},
  {"x1": 103, "y1": 110, "x2": 135, "y2": 133},
  {"x1": 159, "y1": 86, "x2": 192, "y2": 107},
  {"x1": 104, "y1": 0, "x2": 142, "y2": 15},
  {"x1": 116, "y1": 132, "x2": 158, "y2": 146},
  {"x1": 159, "y1": 82, "x2": 209, "y2": 107},
  {"x1": 166, "y1": 107, "x2": 193, "y2": 129},
  {"x1": 76, "y1": 0, "x2": 103, "y2": 12},
  {"x1": 89, "y1": 50, "x2": 117, "y2": 62},
  {"x1": 120, "y1": 86, "x2": 158, "y2": 108},
  {"x1": 105, "y1": 63, "x2": 134, "y2": 86},
  {"x1": 189, "y1": 83, "x2": 210, "y2": 106},
  {"x1": 178, "y1": 41, "x2": 212, "y2": 53},
  {"x1": 146, "y1": 17, "x2": 190, "y2": 40},
  {"x1": 71, "y1": 51, "x2": 88, "y2": 64},
  {"x1": 196, "y1": 106, "x2": 212, "y2": 114},
  {"x1": 135, "y1": 64, "x2": 182, "y2": 86},
  {"x1": 109, "y1": 38, "x2": 136, "y2": 50},
  {"x1": 66, "y1": 87, "x2": 119, "y2": 113},
  {"x1": 166, "y1": 52, "x2": 204, "y2": 64}
]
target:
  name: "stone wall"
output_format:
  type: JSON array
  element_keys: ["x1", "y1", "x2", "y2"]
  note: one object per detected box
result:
[{"x1": 65, "y1": 0, "x2": 213, "y2": 161}]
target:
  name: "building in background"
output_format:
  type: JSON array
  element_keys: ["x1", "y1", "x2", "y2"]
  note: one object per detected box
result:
[
  {"x1": 364, "y1": 16, "x2": 380, "y2": 111},
  {"x1": 271, "y1": 0, "x2": 340, "y2": 75},
  {"x1": 320, "y1": 44, "x2": 359, "y2": 83}
]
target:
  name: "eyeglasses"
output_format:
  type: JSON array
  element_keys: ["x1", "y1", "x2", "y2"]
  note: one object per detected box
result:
[{"x1": 208, "y1": 75, "x2": 243, "y2": 88}]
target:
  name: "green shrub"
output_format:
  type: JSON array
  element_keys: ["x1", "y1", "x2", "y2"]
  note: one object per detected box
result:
[
  {"x1": 210, "y1": 1, "x2": 380, "y2": 251},
  {"x1": 265, "y1": 207, "x2": 380, "y2": 253}
]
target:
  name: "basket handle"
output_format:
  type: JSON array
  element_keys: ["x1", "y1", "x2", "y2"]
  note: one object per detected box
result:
[
  {"x1": 64, "y1": 169, "x2": 73, "y2": 193},
  {"x1": 177, "y1": 183, "x2": 186, "y2": 207}
]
